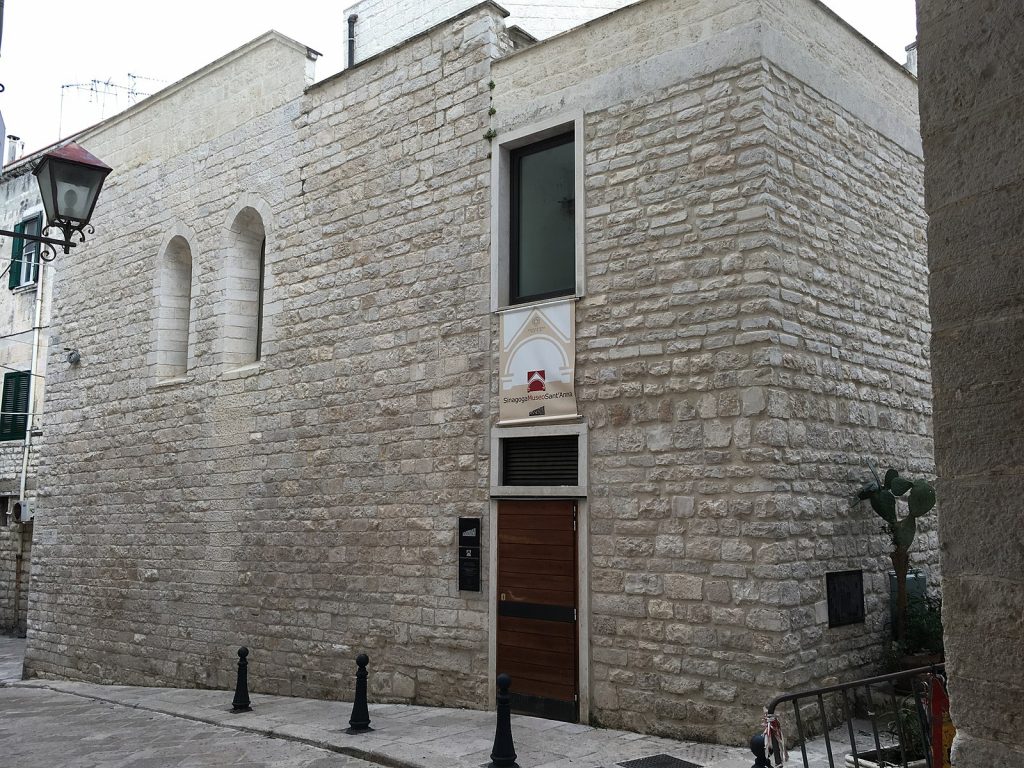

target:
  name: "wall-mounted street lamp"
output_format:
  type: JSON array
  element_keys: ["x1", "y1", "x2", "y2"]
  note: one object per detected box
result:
[{"x1": 0, "y1": 142, "x2": 112, "y2": 257}]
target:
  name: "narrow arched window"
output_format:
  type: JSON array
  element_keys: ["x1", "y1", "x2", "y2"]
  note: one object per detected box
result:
[
  {"x1": 223, "y1": 208, "x2": 266, "y2": 367},
  {"x1": 153, "y1": 235, "x2": 194, "y2": 379}
]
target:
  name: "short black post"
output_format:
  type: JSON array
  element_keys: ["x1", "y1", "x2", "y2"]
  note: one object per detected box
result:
[
  {"x1": 346, "y1": 653, "x2": 373, "y2": 733},
  {"x1": 489, "y1": 673, "x2": 518, "y2": 768},
  {"x1": 231, "y1": 646, "x2": 252, "y2": 713},
  {"x1": 749, "y1": 733, "x2": 771, "y2": 768}
]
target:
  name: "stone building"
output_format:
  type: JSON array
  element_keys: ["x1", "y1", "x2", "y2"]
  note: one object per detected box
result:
[
  {"x1": 0, "y1": 147, "x2": 60, "y2": 635},
  {"x1": 23, "y1": 0, "x2": 934, "y2": 744},
  {"x1": 918, "y1": 2, "x2": 1023, "y2": 766},
  {"x1": 342, "y1": 0, "x2": 637, "y2": 64}
]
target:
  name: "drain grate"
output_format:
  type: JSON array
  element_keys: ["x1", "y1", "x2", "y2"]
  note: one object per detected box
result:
[{"x1": 618, "y1": 755, "x2": 702, "y2": 768}]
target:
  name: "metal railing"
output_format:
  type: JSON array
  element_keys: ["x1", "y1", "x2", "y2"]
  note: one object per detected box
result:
[{"x1": 756, "y1": 663, "x2": 946, "y2": 768}]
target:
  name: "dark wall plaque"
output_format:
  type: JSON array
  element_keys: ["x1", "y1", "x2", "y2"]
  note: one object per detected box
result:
[
  {"x1": 458, "y1": 517, "x2": 481, "y2": 592},
  {"x1": 826, "y1": 569, "x2": 865, "y2": 627}
]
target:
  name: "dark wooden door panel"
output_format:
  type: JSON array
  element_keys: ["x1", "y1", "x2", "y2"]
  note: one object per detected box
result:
[
  {"x1": 499, "y1": 670, "x2": 576, "y2": 701},
  {"x1": 498, "y1": 615, "x2": 576, "y2": 639},
  {"x1": 500, "y1": 557, "x2": 572, "y2": 576},
  {"x1": 497, "y1": 643, "x2": 574, "y2": 670},
  {"x1": 496, "y1": 499, "x2": 578, "y2": 723},
  {"x1": 500, "y1": 572, "x2": 575, "y2": 591},
  {"x1": 496, "y1": 626, "x2": 576, "y2": 652},
  {"x1": 499, "y1": 542, "x2": 574, "y2": 561},
  {"x1": 499, "y1": 529, "x2": 575, "y2": 546}
]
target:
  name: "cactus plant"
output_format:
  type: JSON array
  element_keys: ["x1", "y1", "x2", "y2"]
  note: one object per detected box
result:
[{"x1": 852, "y1": 462, "x2": 936, "y2": 645}]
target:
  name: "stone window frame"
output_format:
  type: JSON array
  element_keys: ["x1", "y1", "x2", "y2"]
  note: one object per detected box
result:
[
  {"x1": 489, "y1": 421, "x2": 588, "y2": 497},
  {"x1": 490, "y1": 110, "x2": 585, "y2": 312},
  {"x1": 219, "y1": 197, "x2": 273, "y2": 377},
  {"x1": 148, "y1": 223, "x2": 199, "y2": 387}
]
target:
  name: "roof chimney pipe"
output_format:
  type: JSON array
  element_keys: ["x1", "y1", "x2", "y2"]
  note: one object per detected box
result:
[
  {"x1": 347, "y1": 14, "x2": 358, "y2": 68},
  {"x1": 904, "y1": 41, "x2": 918, "y2": 76},
  {"x1": 6, "y1": 134, "x2": 21, "y2": 166}
]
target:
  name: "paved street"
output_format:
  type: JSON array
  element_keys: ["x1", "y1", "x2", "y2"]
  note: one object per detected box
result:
[
  {"x1": 0, "y1": 684, "x2": 377, "y2": 768},
  {"x1": 0, "y1": 635, "x2": 882, "y2": 767}
]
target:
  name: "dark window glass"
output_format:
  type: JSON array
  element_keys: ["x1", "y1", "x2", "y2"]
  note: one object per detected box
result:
[
  {"x1": 510, "y1": 133, "x2": 575, "y2": 304},
  {"x1": 256, "y1": 238, "x2": 266, "y2": 361}
]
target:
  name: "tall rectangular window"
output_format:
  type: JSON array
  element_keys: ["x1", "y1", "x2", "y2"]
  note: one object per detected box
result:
[
  {"x1": 9, "y1": 215, "x2": 42, "y2": 289},
  {"x1": 510, "y1": 133, "x2": 575, "y2": 304},
  {"x1": 0, "y1": 370, "x2": 31, "y2": 441}
]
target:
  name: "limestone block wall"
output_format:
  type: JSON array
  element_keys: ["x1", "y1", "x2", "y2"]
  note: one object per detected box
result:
[
  {"x1": 258, "y1": 4, "x2": 503, "y2": 706},
  {"x1": 25, "y1": 10, "x2": 505, "y2": 710},
  {"x1": 0, "y1": 520, "x2": 31, "y2": 634},
  {"x1": 493, "y1": 0, "x2": 931, "y2": 742},
  {"x1": 342, "y1": 0, "x2": 636, "y2": 64},
  {"x1": 24, "y1": 33, "x2": 323, "y2": 685},
  {"x1": 21, "y1": 0, "x2": 935, "y2": 748},
  {"x1": 918, "y1": 2, "x2": 1024, "y2": 766}
]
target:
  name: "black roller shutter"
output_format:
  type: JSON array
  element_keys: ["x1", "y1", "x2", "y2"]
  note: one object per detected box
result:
[{"x1": 502, "y1": 435, "x2": 578, "y2": 486}]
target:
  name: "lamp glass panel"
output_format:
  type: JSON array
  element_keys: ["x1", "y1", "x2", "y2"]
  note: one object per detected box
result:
[
  {"x1": 55, "y1": 179, "x2": 94, "y2": 221},
  {"x1": 35, "y1": 161, "x2": 57, "y2": 227},
  {"x1": 53, "y1": 162, "x2": 104, "y2": 222}
]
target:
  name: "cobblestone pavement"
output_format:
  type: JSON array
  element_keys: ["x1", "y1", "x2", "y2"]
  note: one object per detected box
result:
[{"x1": 0, "y1": 685, "x2": 378, "y2": 768}]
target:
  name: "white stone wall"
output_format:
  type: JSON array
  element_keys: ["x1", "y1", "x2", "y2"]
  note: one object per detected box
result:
[
  {"x1": 918, "y1": 3, "x2": 1024, "y2": 766},
  {"x1": 24, "y1": 19, "x2": 502, "y2": 707},
  {"x1": 342, "y1": 0, "x2": 636, "y2": 63},
  {"x1": 22, "y1": 0, "x2": 934, "y2": 747},
  {"x1": 24, "y1": 33, "x2": 321, "y2": 682},
  {"x1": 493, "y1": 0, "x2": 931, "y2": 742}
]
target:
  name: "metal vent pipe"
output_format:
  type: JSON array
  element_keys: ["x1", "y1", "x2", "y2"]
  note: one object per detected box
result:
[{"x1": 347, "y1": 14, "x2": 358, "y2": 68}]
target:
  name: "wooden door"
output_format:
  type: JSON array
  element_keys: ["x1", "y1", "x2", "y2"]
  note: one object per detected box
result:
[{"x1": 496, "y1": 499, "x2": 578, "y2": 722}]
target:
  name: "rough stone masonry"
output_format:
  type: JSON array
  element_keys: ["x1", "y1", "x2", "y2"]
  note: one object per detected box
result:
[
  {"x1": 918, "y1": 1, "x2": 1024, "y2": 766},
  {"x1": 22, "y1": 0, "x2": 934, "y2": 746}
]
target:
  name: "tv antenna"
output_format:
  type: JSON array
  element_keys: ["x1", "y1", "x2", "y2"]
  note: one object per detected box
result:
[{"x1": 57, "y1": 73, "x2": 165, "y2": 139}]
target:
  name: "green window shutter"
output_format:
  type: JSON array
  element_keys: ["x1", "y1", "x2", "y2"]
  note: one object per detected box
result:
[
  {"x1": 8, "y1": 221, "x2": 24, "y2": 290},
  {"x1": 0, "y1": 371, "x2": 30, "y2": 441}
]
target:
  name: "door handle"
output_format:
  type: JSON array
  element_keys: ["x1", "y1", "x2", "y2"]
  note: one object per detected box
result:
[{"x1": 500, "y1": 592, "x2": 506, "y2": 601}]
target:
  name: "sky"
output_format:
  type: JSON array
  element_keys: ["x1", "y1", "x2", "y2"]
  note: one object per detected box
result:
[{"x1": 0, "y1": 0, "x2": 917, "y2": 156}]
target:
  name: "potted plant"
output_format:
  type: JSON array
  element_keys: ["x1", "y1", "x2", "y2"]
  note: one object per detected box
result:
[
  {"x1": 852, "y1": 463, "x2": 936, "y2": 649},
  {"x1": 901, "y1": 594, "x2": 944, "y2": 666},
  {"x1": 845, "y1": 696, "x2": 930, "y2": 767}
]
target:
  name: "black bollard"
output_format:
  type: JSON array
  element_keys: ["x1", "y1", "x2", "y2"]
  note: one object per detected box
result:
[
  {"x1": 346, "y1": 653, "x2": 373, "y2": 733},
  {"x1": 231, "y1": 646, "x2": 252, "y2": 713},
  {"x1": 749, "y1": 733, "x2": 771, "y2": 768},
  {"x1": 489, "y1": 673, "x2": 518, "y2": 768}
]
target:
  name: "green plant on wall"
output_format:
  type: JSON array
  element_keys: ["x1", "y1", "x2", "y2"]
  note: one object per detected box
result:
[
  {"x1": 904, "y1": 593, "x2": 943, "y2": 655},
  {"x1": 852, "y1": 462, "x2": 936, "y2": 645}
]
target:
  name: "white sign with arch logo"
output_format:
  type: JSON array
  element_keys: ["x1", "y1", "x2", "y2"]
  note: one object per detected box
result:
[{"x1": 498, "y1": 298, "x2": 578, "y2": 424}]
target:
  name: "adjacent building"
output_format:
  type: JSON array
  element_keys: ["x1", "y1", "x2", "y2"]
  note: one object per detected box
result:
[
  {"x1": 0, "y1": 146, "x2": 60, "y2": 635},
  {"x1": 21, "y1": 0, "x2": 934, "y2": 744},
  {"x1": 918, "y1": 2, "x2": 1024, "y2": 765}
]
